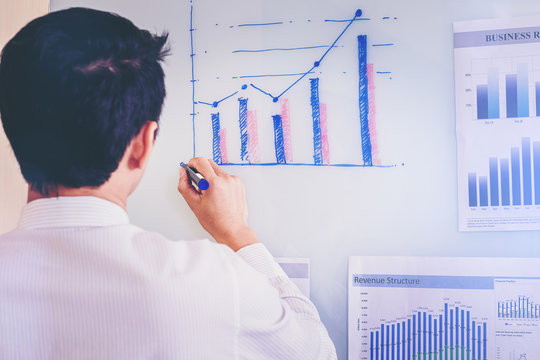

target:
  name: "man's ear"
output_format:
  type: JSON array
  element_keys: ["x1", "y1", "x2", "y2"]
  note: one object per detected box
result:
[{"x1": 128, "y1": 121, "x2": 158, "y2": 170}]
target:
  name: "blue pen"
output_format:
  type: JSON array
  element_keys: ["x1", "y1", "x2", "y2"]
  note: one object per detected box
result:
[{"x1": 180, "y1": 162, "x2": 210, "y2": 191}]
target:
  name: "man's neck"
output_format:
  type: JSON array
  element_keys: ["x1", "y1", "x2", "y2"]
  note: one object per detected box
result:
[{"x1": 27, "y1": 186, "x2": 128, "y2": 210}]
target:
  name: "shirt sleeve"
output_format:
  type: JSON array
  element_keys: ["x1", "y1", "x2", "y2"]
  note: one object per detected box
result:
[{"x1": 229, "y1": 243, "x2": 337, "y2": 360}]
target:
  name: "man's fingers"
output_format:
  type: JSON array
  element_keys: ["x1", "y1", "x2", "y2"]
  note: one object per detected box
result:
[
  {"x1": 188, "y1": 157, "x2": 216, "y2": 180},
  {"x1": 177, "y1": 167, "x2": 201, "y2": 205},
  {"x1": 208, "y1": 159, "x2": 227, "y2": 177}
]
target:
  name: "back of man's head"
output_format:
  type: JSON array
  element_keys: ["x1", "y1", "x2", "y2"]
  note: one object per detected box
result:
[{"x1": 0, "y1": 7, "x2": 169, "y2": 195}]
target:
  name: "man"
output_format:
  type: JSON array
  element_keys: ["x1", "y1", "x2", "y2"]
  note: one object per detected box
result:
[{"x1": 0, "y1": 7, "x2": 336, "y2": 359}]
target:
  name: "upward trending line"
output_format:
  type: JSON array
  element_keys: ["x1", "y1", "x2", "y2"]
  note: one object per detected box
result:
[{"x1": 200, "y1": 9, "x2": 363, "y2": 107}]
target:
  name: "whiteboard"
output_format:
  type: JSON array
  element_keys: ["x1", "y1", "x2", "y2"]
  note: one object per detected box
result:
[{"x1": 49, "y1": 1, "x2": 540, "y2": 358}]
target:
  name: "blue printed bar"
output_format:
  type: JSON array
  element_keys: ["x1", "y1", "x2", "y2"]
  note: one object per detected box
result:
[
  {"x1": 482, "y1": 324, "x2": 486, "y2": 360},
  {"x1": 536, "y1": 82, "x2": 540, "y2": 117},
  {"x1": 382, "y1": 324, "x2": 385, "y2": 360},
  {"x1": 418, "y1": 312, "x2": 422, "y2": 360},
  {"x1": 377, "y1": 331, "x2": 380, "y2": 360},
  {"x1": 238, "y1": 98, "x2": 248, "y2": 161},
  {"x1": 487, "y1": 68, "x2": 500, "y2": 118},
  {"x1": 455, "y1": 307, "x2": 459, "y2": 359},
  {"x1": 500, "y1": 158, "x2": 510, "y2": 206},
  {"x1": 476, "y1": 85, "x2": 488, "y2": 120},
  {"x1": 371, "y1": 332, "x2": 374, "y2": 360},
  {"x1": 479, "y1": 176, "x2": 488, "y2": 207},
  {"x1": 423, "y1": 312, "x2": 426, "y2": 360},
  {"x1": 272, "y1": 115, "x2": 286, "y2": 164},
  {"x1": 471, "y1": 321, "x2": 475, "y2": 360},
  {"x1": 211, "y1": 113, "x2": 221, "y2": 164},
  {"x1": 387, "y1": 324, "x2": 390, "y2": 360},
  {"x1": 438, "y1": 314, "x2": 443, "y2": 359},
  {"x1": 511, "y1": 147, "x2": 521, "y2": 205},
  {"x1": 428, "y1": 315, "x2": 432, "y2": 360},
  {"x1": 461, "y1": 309, "x2": 465, "y2": 360},
  {"x1": 522, "y1": 138, "x2": 532, "y2": 205},
  {"x1": 392, "y1": 324, "x2": 395, "y2": 360},
  {"x1": 413, "y1": 315, "x2": 416, "y2": 360},
  {"x1": 489, "y1": 158, "x2": 499, "y2": 206},
  {"x1": 477, "y1": 325, "x2": 481, "y2": 360},
  {"x1": 358, "y1": 35, "x2": 373, "y2": 166},
  {"x1": 397, "y1": 323, "x2": 400, "y2": 360},
  {"x1": 310, "y1": 78, "x2": 323, "y2": 165},
  {"x1": 450, "y1": 309, "x2": 453, "y2": 357},
  {"x1": 534, "y1": 142, "x2": 540, "y2": 205},
  {"x1": 444, "y1": 304, "x2": 448, "y2": 360},
  {"x1": 468, "y1": 173, "x2": 478, "y2": 207},
  {"x1": 466, "y1": 312, "x2": 470, "y2": 360},
  {"x1": 506, "y1": 74, "x2": 518, "y2": 118},
  {"x1": 517, "y1": 63, "x2": 529, "y2": 118}
]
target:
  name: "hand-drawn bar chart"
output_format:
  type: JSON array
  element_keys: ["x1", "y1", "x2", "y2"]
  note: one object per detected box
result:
[
  {"x1": 369, "y1": 303, "x2": 487, "y2": 360},
  {"x1": 498, "y1": 296, "x2": 540, "y2": 319},
  {"x1": 467, "y1": 137, "x2": 540, "y2": 207},
  {"x1": 190, "y1": 1, "x2": 395, "y2": 167}
]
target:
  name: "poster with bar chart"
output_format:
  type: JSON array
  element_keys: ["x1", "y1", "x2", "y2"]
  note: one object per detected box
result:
[
  {"x1": 189, "y1": 0, "x2": 397, "y2": 167},
  {"x1": 454, "y1": 16, "x2": 540, "y2": 231},
  {"x1": 348, "y1": 257, "x2": 540, "y2": 360}
]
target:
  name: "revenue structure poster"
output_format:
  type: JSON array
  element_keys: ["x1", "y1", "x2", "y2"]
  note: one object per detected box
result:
[
  {"x1": 454, "y1": 16, "x2": 540, "y2": 231},
  {"x1": 348, "y1": 256, "x2": 540, "y2": 360}
]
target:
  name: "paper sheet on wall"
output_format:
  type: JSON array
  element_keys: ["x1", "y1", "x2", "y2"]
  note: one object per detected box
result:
[
  {"x1": 349, "y1": 256, "x2": 540, "y2": 360},
  {"x1": 454, "y1": 16, "x2": 540, "y2": 231}
]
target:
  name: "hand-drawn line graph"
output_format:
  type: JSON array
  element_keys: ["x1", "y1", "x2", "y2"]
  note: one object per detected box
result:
[{"x1": 189, "y1": 0, "x2": 398, "y2": 167}]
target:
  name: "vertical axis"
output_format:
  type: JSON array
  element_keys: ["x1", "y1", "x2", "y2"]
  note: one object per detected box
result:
[
  {"x1": 358, "y1": 34, "x2": 373, "y2": 166},
  {"x1": 189, "y1": 2, "x2": 196, "y2": 157}
]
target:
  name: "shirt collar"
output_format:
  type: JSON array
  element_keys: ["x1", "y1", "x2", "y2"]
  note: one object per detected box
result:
[{"x1": 18, "y1": 196, "x2": 130, "y2": 230}]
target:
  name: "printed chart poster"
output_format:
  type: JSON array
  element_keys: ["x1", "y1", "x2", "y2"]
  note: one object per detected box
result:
[
  {"x1": 454, "y1": 16, "x2": 540, "y2": 231},
  {"x1": 348, "y1": 256, "x2": 540, "y2": 360}
]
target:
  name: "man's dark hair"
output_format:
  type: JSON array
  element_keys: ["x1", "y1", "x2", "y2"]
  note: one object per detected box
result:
[{"x1": 0, "y1": 7, "x2": 169, "y2": 194}]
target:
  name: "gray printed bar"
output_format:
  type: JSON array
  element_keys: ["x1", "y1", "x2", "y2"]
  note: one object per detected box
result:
[
  {"x1": 279, "y1": 263, "x2": 309, "y2": 279},
  {"x1": 454, "y1": 26, "x2": 540, "y2": 48}
]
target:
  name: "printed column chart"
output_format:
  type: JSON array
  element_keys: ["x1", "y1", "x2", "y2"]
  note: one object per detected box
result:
[
  {"x1": 189, "y1": 0, "x2": 398, "y2": 167},
  {"x1": 454, "y1": 16, "x2": 540, "y2": 231}
]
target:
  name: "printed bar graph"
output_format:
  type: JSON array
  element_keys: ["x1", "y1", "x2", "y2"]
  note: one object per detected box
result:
[
  {"x1": 369, "y1": 303, "x2": 487, "y2": 360},
  {"x1": 467, "y1": 138, "x2": 540, "y2": 208},
  {"x1": 498, "y1": 296, "x2": 540, "y2": 319}
]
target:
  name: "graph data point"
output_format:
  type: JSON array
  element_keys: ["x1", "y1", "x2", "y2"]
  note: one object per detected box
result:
[
  {"x1": 355, "y1": 9, "x2": 362, "y2": 17},
  {"x1": 212, "y1": 101, "x2": 218, "y2": 108},
  {"x1": 241, "y1": 84, "x2": 247, "y2": 90},
  {"x1": 314, "y1": 61, "x2": 320, "y2": 67},
  {"x1": 272, "y1": 97, "x2": 279, "y2": 103}
]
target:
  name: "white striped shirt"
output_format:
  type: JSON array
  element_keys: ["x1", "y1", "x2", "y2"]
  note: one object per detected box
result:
[{"x1": 0, "y1": 196, "x2": 336, "y2": 359}]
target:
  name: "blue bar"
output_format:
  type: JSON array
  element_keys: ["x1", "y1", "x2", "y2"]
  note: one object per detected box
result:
[
  {"x1": 460, "y1": 310, "x2": 464, "y2": 358},
  {"x1": 478, "y1": 176, "x2": 488, "y2": 207},
  {"x1": 238, "y1": 98, "x2": 248, "y2": 161},
  {"x1": 423, "y1": 312, "x2": 426, "y2": 359},
  {"x1": 535, "y1": 142, "x2": 540, "y2": 205},
  {"x1": 272, "y1": 115, "x2": 286, "y2": 164},
  {"x1": 438, "y1": 314, "x2": 443, "y2": 358},
  {"x1": 511, "y1": 147, "x2": 522, "y2": 205},
  {"x1": 434, "y1": 318, "x2": 437, "y2": 356},
  {"x1": 477, "y1": 326, "x2": 481, "y2": 360},
  {"x1": 397, "y1": 323, "x2": 400, "y2": 360},
  {"x1": 471, "y1": 321, "x2": 475, "y2": 360},
  {"x1": 522, "y1": 138, "x2": 532, "y2": 205},
  {"x1": 211, "y1": 113, "x2": 222, "y2": 164},
  {"x1": 536, "y1": 81, "x2": 540, "y2": 117},
  {"x1": 387, "y1": 325, "x2": 390, "y2": 360},
  {"x1": 476, "y1": 85, "x2": 488, "y2": 119},
  {"x1": 506, "y1": 74, "x2": 518, "y2": 118},
  {"x1": 488, "y1": 68, "x2": 500, "y2": 118},
  {"x1": 466, "y1": 312, "x2": 470, "y2": 358},
  {"x1": 517, "y1": 63, "x2": 529, "y2": 117},
  {"x1": 445, "y1": 304, "x2": 448, "y2": 355},
  {"x1": 377, "y1": 331, "x2": 380, "y2": 360},
  {"x1": 468, "y1": 173, "x2": 478, "y2": 207},
  {"x1": 418, "y1": 312, "x2": 422, "y2": 359},
  {"x1": 455, "y1": 307, "x2": 459, "y2": 358},
  {"x1": 450, "y1": 309, "x2": 453, "y2": 355},
  {"x1": 500, "y1": 158, "x2": 510, "y2": 206},
  {"x1": 382, "y1": 324, "x2": 385, "y2": 360},
  {"x1": 482, "y1": 323, "x2": 486, "y2": 360},
  {"x1": 403, "y1": 321, "x2": 406, "y2": 360},
  {"x1": 358, "y1": 34, "x2": 373, "y2": 166},
  {"x1": 372, "y1": 332, "x2": 375, "y2": 360},
  {"x1": 393, "y1": 324, "x2": 395, "y2": 360},
  {"x1": 489, "y1": 158, "x2": 499, "y2": 206},
  {"x1": 428, "y1": 315, "x2": 432, "y2": 359},
  {"x1": 310, "y1": 78, "x2": 323, "y2": 165},
  {"x1": 413, "y1": 315, "x2": 416, "y2": 360}
]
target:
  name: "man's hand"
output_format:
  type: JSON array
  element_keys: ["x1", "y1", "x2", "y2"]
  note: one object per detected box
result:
[{"x1": 177, "y1": 157, "x2": 259, "y2": 251}]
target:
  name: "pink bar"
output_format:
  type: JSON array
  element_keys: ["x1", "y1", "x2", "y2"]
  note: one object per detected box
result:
[
  {"x1": 367, "y1": 64, "x2": 380, "y2": 165},
  {"x1": 219, "y1": 128, "x2": 228, "y2": 164},
  {"x1": 320, "y1": 103, "x2": 330, "y2": 165},
  {"x1": 280, "y1": 99, "x2": 293, "y2": 163},
  {"x1": 246, "y1": 110, "x2": 260, "y2": 163}
]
